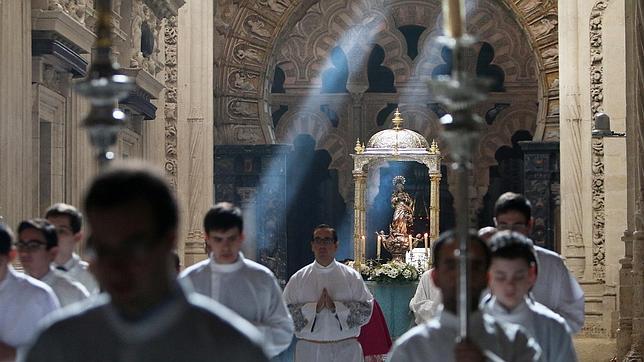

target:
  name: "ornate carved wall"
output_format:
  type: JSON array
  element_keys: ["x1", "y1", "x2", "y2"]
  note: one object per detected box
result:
[{"x1": 213, "y1": 0, "x2": 559, "y2": 219}]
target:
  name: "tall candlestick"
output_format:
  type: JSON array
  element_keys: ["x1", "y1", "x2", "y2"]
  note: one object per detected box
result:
[
  {"x1": 442, "y1": 0, "x2": 465, "y2": 38},
  {"x1": 361, "y1": 235, "x2": 365, "y2": 264},
  {"x1": 377, "y1": 235, "x2": 382, "y2": 260},
  {"x1": 424, "y1": 232, "x2": 429, "y2": 257},
  {"x1": 409, "y1": 235, "x2": 413, "y2": 251}
]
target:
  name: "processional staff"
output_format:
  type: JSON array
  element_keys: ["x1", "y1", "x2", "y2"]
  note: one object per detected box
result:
[{"x1": 433, "y1": 0, "x2": 488, "y2": 340}]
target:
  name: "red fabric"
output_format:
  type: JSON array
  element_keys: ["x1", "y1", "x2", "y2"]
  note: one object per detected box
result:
[{"x1": 357, "y1": 300, "x2": 392, "y2": 356}]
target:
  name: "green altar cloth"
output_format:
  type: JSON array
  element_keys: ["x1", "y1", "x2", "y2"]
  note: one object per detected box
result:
[{"x1": 365, "y1": 281, "x2": 418, "y2": 340}]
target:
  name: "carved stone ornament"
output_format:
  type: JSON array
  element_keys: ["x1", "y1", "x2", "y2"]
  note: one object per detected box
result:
[
  {"x1": 48, "y1": 0, "x2": 87, "y2": 24},
  {"x1": 236, "y1": 126, "x2": 262, "y2": 143},
  {"x1": 229, "y1": 70, "x2": 258, "y2": 92},
  {"x1": 531, "y1": 17, "x2": 557, "y2": 38},
  {"x1": 228, "y1": 99, "x2": 257, "y2": 118},
  {"x1": 258, "y1": 0, "x2": 289, "y2": 14},
  {"x1": 590, "y1": 0, "x2": 610, "y2": 115},
  {"x1": 245, "y1": 16, "x2": 272, "y2": 39},
  {"x1": 591, "y1": 137, "x2": 606, "y2": 282},
  {"x1": 164, "y1": 15, "x2": 179, "y2": 188},
  {"x1": 233, "y1": 44, "x2": 263, "y2": 64}
]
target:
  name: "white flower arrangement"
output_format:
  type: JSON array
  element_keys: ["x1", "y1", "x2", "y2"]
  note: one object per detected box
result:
[{"x1": 357, "y1": 259, "x2": 424, "y2": 283}]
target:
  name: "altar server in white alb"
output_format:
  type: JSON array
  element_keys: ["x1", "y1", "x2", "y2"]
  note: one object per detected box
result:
[
  {"x1": 389, "y1": 230, "x2": 540, "y2": 362},
  {"x1": 45, "y1": 203, "x2": 100, "y2": 294},
  {"x1": 0, "y1": 224, "x2": 59, "y2": 361},
  {"x1": 181, "y1": 202, "x2": 294, "y2": 358},
  {"x1": 17, "y1": 218, "x2": 90, "y2": 307},
  {"x1": 283, "y1": 224, "x2": 373, "y2": 362},
  {"x1": 409, "y1": 268, "x2": 442, "y2": 324},
  {"x1": 483, "y1": 230, "x2": 577, "y2": 362},
  {"x1": 24, "y1": 163, "x2": 267, "y2": 362},
  {"x1": 494, "y1": 192, "x2": 585, "y2": 333}
]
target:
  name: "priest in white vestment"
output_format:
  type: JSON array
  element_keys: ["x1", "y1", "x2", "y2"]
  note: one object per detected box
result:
[
  {"x1": 482, "y1": 231, "x2": 577, "y2": 362},
  {"x1": 389, "y1": 231, "x2": 540, "y2": 362},
  {"x1": 180, "y1": 202, "x2": 294, "y2": 358},
  {"x1": 283, "y1": 224, "x2": 373, "y2": 362}
]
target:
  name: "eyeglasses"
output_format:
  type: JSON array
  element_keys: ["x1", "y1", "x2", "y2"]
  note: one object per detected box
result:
[
  {"x1": 15, "y1": 239, "x2": 48, "y2": 252},
  {"x1": 496, "y1": 223, "x2": 529, "y2": 232},
  {"x1": 312, "y1": 237, "x2": 335, "y2": 245}
]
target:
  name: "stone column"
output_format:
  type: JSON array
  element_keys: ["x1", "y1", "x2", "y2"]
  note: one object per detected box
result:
[
  {"x1": 558, "y1": 0, "x2": 589, "y2": 279},
  {"x1": 429, "y1": 173, "x2": 441, "y2": 241},
  {"x1": 353, "y1": 169, "x2": 366, "y2": 266},
  {"x1": 621, "y1": 0, "x2": 644, "y2": 358},
  {"x1": 177, "y1": 0, "x2": 213, "y2": 267},
  {"x1": 0, "y1": 0, "x2": 34, "y2": 226}
]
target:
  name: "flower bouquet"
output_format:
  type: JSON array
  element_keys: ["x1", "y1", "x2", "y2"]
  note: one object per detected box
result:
[{"x1": 356, "y1": 259, "x2": 424, "y2": 283}]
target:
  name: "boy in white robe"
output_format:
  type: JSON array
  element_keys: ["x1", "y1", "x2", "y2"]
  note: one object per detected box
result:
[
  {"x1": 46, "y1": 203, "x2": 100, "y2": 295},
  {"x1": 389, "y1": 230, "x2": 540, "y2": 362},
  {"x1": 482, "y1": 230, "x2": 577, "y2": 362},
  {"x1": 409, "y1": 268, "x2": 442, "y2": 324},
  {"x1": 0, "y1": 224, "x2": 59, "y2": 361},
  {"x1": 17, "y1": 219, "x2": 90, "y2": 307},
  {"x1": 180, "y1": 202, "x2": 294, "y2": 358},
  {"x1": 23, "y1": 162, "x2": 267, "y2": 362},
  {"x1": 494, "y1": 192, "x2": 585, "y2": 333},
  {"x1": 283, "y1": 224, "x2": 373, "y2": 362}
]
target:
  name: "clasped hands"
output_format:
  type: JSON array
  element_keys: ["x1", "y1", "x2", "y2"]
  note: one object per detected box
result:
[{"x1": 316, "y1": 288, "x2": 336, "y2": 313}]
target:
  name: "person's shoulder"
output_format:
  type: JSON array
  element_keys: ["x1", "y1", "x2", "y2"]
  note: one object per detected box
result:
[
  {"x1": 51, "y1": 271, "x2": 89, "y2": 294},
  {"x1": 12, "y1": 271, "x2": 56, "y2": 299},
  {"x1": 534, "y1": 245, "x2": 564, "y2": 260},
  {"x1": 393, "y1": 320, "x2": 441, "y2": 350},
  {"x1": 37, "y1": 297, "x2": 108, "y2": 336},
  {"x1": 242, "y1": 258, "x2": 276, "y2": 278},
  {"x1": 529, "y1": 300, "x2": 571, "y2": 332},
  {"x1": 179, "y1": 258, "x2": 210, "y2": 277},
  {"x1": 186, "y1": 292, "x2": 265, "y2": 340}
]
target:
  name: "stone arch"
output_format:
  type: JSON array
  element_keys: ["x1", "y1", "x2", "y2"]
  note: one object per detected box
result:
[
  {"x1": 215, "y1": 0, "x2": 558, "y2": 144},
  {"x1": 274, "y1": 109, "x2": 353, "y2": 199}
]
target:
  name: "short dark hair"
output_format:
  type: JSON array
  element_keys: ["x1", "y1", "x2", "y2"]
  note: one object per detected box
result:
[
  {"x1": 45, "y1": 203, "x2": 83, "y2": 234},
  {"x1": 0, "y1": 224, "x2": 14, "y2": 255},
  {"x1": 313, "y1": 224, "x2": 337, "y2": 242},
  {"x1": 488, "y1": 230, "x2": 538, "y2": 272},
  {"x1": 432, "y1": 229, "x2": 491, "y2": 269},
  {"x1": 17, "y1": 218, "x2": 58, "y2": 250},
  {"x1": 83, "y1": 162, "x2": 178, "y2": 238},
  {"x1": 494, "y1": 192, "x2": 532, "y2": 220},
  {"x1": 203, "y1": 202, "x2": 243, "y2": 233}
]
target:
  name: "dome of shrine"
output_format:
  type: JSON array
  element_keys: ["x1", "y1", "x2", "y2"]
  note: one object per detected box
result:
[{"x1": 366, "y1": 110, "x2": 430, "y2": 150}]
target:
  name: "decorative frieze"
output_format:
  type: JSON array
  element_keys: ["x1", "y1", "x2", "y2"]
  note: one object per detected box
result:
[
  {"x1": 591, "y1": 137, "x2": 606, "y2": 282},
  {"x1": 589, "y1": 0, "x2": 610, "y2": 115},
  {"x1": 164, "y1": 14, "x2": 178, "y2": 188}
]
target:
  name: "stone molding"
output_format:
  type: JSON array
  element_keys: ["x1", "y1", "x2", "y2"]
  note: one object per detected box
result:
[
  {"x1": 589, "y1": 0, "x2": 610, "y2": 116},
  {"x1": 164, "y1": 14, "x2": 178, "y2": 189},
  {"x1": 591, "y1": 137, "x2": 606, "y2": 282},
  {"x1": 32, "y1": 9, "x2": 95, "y2": 54}
]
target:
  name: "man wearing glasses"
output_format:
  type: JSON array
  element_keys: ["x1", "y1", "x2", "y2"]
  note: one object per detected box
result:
[
  {"x1": 283, "y1": 224, "x2": 373, "y2": 362},
  {"x1": 17, "y1": 218, "x2": 90, "y2": 307},
  {"x1": 493, "y1": 192, "x2": 585, "y2": 333},
  {"x1": 0, "y1": 224, "x2": 58, "y2": 361}
]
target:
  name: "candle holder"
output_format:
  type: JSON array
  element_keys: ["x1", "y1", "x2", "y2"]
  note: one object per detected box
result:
[
  {"x1": 428, "y1": 34, "x2": 489, "y2": 339},
  {"x1": 73, "y1": 0, "x2": 133, "y2": 167},
  {"x1": 377, "y1": 231, "x2": 420, "y2": 262}
]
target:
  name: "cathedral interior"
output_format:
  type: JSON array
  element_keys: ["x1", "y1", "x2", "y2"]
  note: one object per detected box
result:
[{"x1": 0, "y1": 0, "x2": 643, "y2": 360}]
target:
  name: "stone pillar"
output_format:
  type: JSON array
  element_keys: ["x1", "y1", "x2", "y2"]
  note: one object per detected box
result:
[
  {"x1": 0, "y1": 0, "x2": 34, "y2": 226},
  {"x1": 429, "y1": 173, "x2": 441, "y2": 241},
  {"x1": 353, "y1": 169, "x2": 366, "y2": 267},
  {"x1": 177, "y1": 0, "x2": 213, "y2": 267},
  {"x1": 558, "y1": 0, "x2": 589, "y2": 280},
  {"x1": 624, "y1": 0, "x2": 644, "y2": 358}
]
